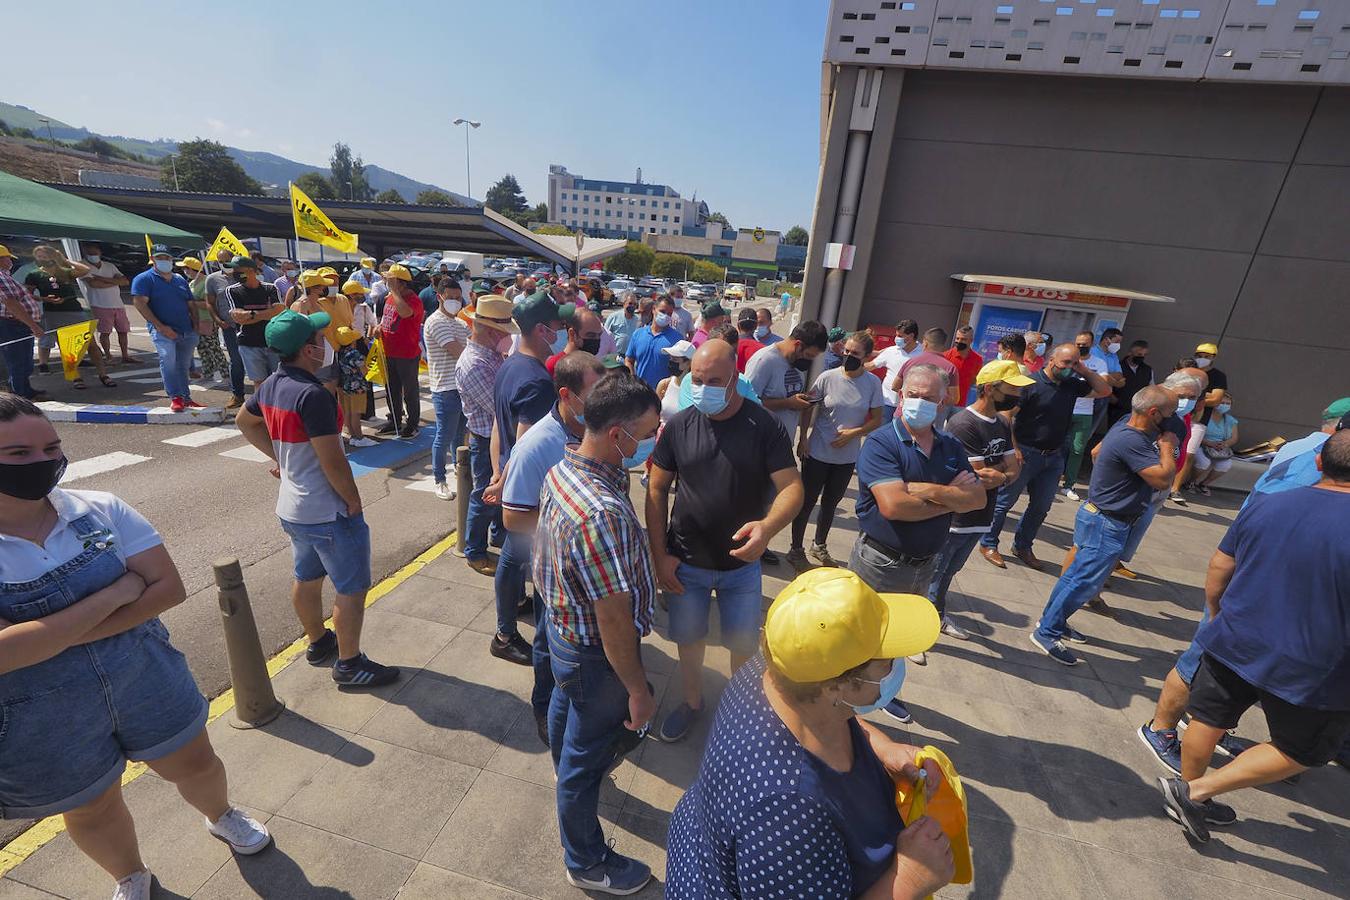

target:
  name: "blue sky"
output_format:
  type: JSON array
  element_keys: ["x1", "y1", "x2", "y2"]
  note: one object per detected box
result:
[{"x1": 7, "y1": 0, "x2": 826, "y2": 232}]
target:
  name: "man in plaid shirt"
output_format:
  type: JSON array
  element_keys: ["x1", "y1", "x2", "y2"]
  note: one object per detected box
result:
[
  {"x1": 0, "y1": 245, "x2": 46, "y2": 399},
  {"x1": 534, "y1": 373, "x2": 661, "y2": 895},
  {"x1": 457, "y1": 296, "x2": 517, "y2": 574}
]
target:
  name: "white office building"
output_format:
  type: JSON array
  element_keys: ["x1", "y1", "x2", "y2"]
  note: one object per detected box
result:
[{"x1": 547, "y1": 165, "x2": 709, "y2": 240}]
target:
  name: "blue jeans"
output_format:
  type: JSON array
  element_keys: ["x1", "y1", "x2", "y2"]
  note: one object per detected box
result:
[
  {"x1": 0, "y1": 318, "x2": 36, "y2": 397},
  {"x1": 494, "y1": 530, "x2": 530, "y2": 637},
  {"x1": 238, "y1": 344, "x2": 280, "y2": 384},
  {"x1": 219, "y1": 326, "x2": 247, "y2": 397},
  {"x1": 927, "y1": 530, "x2": 984, "y2": 619},
  {"x1": 464, "y1": 432, "x2": 502, "y2": 561},
  {"x1": 547, "y1": 619, "x2": 632, "y2": 872},
  {"x1": 982, "y1": 448, "x2": 1064, "y2": 553},
  {"x1": 149, "y1": 326, "x2": 198, "y2": 400},
  {"x1": 664, "y1": 561, "x2": 764, "y2": 656},
  {"x1": 1118, "y1": 494, "x2": 1163, "y2": 564},
  {"x1": 1034, "y1": 504, "x2": 1131, "y2": 642},
  {"x1": 533, "y1": 593, "x2": 555, "y2": 720},
  {"x1": 430, "y1": 389, "x2": 465, "y2": 484}
]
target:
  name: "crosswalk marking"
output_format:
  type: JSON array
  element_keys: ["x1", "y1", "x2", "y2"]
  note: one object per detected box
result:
[
  {"x1": 219, "y1": 445, "x2": 271, "y2": 463},
  {"x1": 62, "y1": 452, "x2": 152, "y2": 482},
  {"x1": 162, "y1": 426, "x2": 241, "y2": 448}
]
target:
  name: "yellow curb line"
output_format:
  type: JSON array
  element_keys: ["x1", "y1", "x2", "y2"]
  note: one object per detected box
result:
[{"x1": 0, "y1": 531, "x2": 459, "y2": 878}]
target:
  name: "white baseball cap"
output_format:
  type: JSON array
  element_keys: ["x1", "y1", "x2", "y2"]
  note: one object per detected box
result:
[{"x1": 661, "y1": 339, "x2": 696, "y2": 360}]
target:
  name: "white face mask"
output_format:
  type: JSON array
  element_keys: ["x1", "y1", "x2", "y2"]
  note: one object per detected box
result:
[
  {"x1": 442, "y1": 297, "x2": 462, "y2": 315},
  {"x1": 1106, "y1": 342, "x2": 1121, "y2": 354},
  {"x1": 86, "y1": 255, "x2": 101, "y2": 265},
  {"x1": 1196, "y1": 357, "x2": 1212, "y2": 369}
]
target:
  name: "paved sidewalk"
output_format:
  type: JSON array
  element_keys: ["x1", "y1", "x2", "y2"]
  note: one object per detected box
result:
[{"x1": 2, "y1": 484, "x2": 1347, "y2": 898}]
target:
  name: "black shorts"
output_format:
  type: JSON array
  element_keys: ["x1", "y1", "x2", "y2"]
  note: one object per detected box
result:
[{"x1": 1188, "y1": 654, "x2": 1350, "y2": 768}]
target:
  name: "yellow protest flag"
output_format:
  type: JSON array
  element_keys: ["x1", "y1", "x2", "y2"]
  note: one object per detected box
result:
[
  {"x1": 144, "y1": 234, "x2": 154, "y2": 262},
  {"x1": 207, "y1": 226, "x2": 251, "y2": 262},
  {"x1": 363, "y1": 337, "x2": 387, "y2": 386},
  {"x1": 290, "y1": 183, "x2": 360, "y2": 255},
  {"x1": 57, "y1": 321, "x2": 96, "y2": 381}
]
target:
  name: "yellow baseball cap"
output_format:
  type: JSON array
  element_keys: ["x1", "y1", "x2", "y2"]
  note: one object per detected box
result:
[
  {"x1": 176, "y1": 257, "x2": 203, "y2": 272},
  {"x1": 340, "y1": 279, "x2": 368, "y2": 296},
  {"x1": 335, "y1": 325, "x2": 362, "y2": 347},
  {"x1": 299, "y1": 269, "x2": 328, "y2": 289},
  {"x1": 1195, "y1": 342, "x2": 1219, "y2": 355},
  {"x1": 764, "y1": 568, "x2": 939, "y2": 683},
  {"x1": 0, "y1": 244, "x2": 12, "y2": 258},
  {"x1": 384, "y1": 264, "x2": 413, "y2": 282},
  {"x1": 315, "y1": 265, "x2": 339, "y2": 284},
  {"x1": 976, "y1": 359, "x2": 1035, "y2": 387},
  {"x1": 360, "y1": 257, "x2": 376, "y2": 267}
]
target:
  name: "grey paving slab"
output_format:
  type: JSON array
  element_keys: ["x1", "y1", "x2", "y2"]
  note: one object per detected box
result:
[
  {"x1": 375, "y1": 572, "x2": 493, "y2": 629},
  {"x1": 205, "y1": 709, "x2": 353, "y2": 814},
  {"x1": 394, "y1": 862, "x2": 532, "y2": 899},
  {"x1": 1074, "y1": 844, "x2": 1330, "y2": 900},
  {"x1": 936, "y1": 817, "x2": 1104, "y2": 900},
  {"x1": 191, "y1": 815, "x2": 416, "y2": 899},
  {"x1": 0, "y1": 880, "x2": 64, "y2": 899}
]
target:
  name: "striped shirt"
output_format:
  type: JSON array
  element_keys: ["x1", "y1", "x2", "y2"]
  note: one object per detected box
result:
[
  {"x1": 455, "y1": 339, "x2": 504, "y2": 437},
  {"x1": 423, "y1": 309, "x2": 469, "y2": 393},
  {"x1": 534, "y1": 447, "x2": 655, "y2": 647},
  {"x1": 0, "y1": 269, "x2": 42, "y2": 323}
]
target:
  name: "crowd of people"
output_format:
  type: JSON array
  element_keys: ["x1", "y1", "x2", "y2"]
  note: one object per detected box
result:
[{"x1": 1, "y1": 246, "x2": 1346, "y2": 900}]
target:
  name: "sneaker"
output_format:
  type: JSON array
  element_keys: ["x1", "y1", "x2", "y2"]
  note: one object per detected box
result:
[
  {"x1": 809, "y1": 542, "x2": 840, "y2": 568},
  {"x1": 434, "y1": 481, "x2": 455, "y2": 501},
  {"x1": 907, "y1": 651, "x2": 928, "y2": 666},
  {"x1": 468, "y1": 556, "x2": 497, "y2": 576},
  {"x1": 399, "y1": 426, "x2": 420, "y2": 439},
  {"x1": 1028, "y1": 630, "x2": 1079, "y2": 666},
  {"x1": 190, "y1": 368, "x2": 203, "y2": 379},
  {"x1": 658, "y1": 702, "x2": 701, "y2": 743},
  {"x1": 305, "y1": 629, "x2": 338, "y2": 666},
  {"x1": 490, "y1": 632, "x2": 532, "y2": 666},
  {"x1": 1137, "y1": 722, "x2": 1183, "y2": 775},
  {"x1": 761, "y1": 548, "x2": 780, "y2": 566},
  {"x1": 1158, "y1": 777, "x2": 1210, "y2": 843},
  {"x1": 1168, "y1": 491, "x2": 1188, "y2": 506},
  {"x1": 186, "y1": 398, "x2": 206, "y2": 409},
  {"x1": 1184, "y1": 799, "x2": 1237, "y2": 827},
  {"x1": 225, "y1": 394, "x2": 244, "y2": 410},
  {"x1": 347, "y1": 436, "x2": 378, "y2": 448},
  {"x1": 112, "y1": 868, "x2": 153, "y2": 900},
  {"x1": 882, "y1": 698, "x2": 914, "y2": 724},
  {"x1": 785, "y1": 547, "x2": 813, "y2": 574},
  {"x1": 37, "y1": 362, "x2": 51, "y2": 374},
  {"x1": 1215, "y1": 731, "x2": 1257, "y2": 759},
  {"x1": 331, "y1": 653, "x2": 400, "y2": 689},
  {"x1": 1196, "y1": 484, "x2": 1211, "y2": 497},
  {"x1": 940, "y1": 617, "x2": 970, "y2": 640},
  {"x1": 1062, "y1": 625, "x2": 1089, "y2": 644},
  {"x1": 1063, "y1": 487, "x2": 1081, "y2": 501},
  {"x1": 375, "y1": 420, "x2": 397, "y2": 435},
  {"x1": 206, "y1": 807, "x2": 272, "y2": 854},
  {"x1": 565, "y1": 849, "x2": 652, "y2": 895},
  {"x1": 1085, "y1": 596, "x2": 1116, "y2": 618},
  {"x1": 535, "y1": 710, "x2": 550, "y2": 749},
  {"x1": 170, "y1": 396, "x2": 186, "y2": 413},
  {"x1": 1112, "y1": 563, "x2": 1139, "y2": 580}
]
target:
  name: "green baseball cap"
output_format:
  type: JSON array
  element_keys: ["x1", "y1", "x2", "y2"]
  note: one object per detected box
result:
[
  {"x1": 1323, "y1": 397, "x2": 1350, "y2": 421},
  {"x1": 828, "y1": 327, "x2": 848, "y2": 343},
  {"x1": 556, "y1": 302, "x2": 578, "y2": 324},
  {"x1": 600, "y1": 353, "x2": 626, "y2": 370},
  {"x1": 228, "y1": 255, "x2": 257, "y2": 270},
  {"x1": 265, "y1": 309, "x2": 331, "y2": 355},
  {"x1": 513, "y1": 289, "x2": 561, "y2": 332},
  {"x1": 702, "y1": 302, "x2": 728, "y2": 320}
]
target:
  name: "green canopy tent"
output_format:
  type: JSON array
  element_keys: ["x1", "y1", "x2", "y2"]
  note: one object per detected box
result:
[{"x1": 0, "y1": 171, "x2": 205, "y2": 247}]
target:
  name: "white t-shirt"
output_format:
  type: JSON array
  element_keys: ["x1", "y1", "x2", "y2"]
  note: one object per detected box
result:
[
  {"x1": 1073, "y1": 355, "x2": 1108, "y2": 415},
  {"x1": 423, "y1": 308, "x2": 470, "y2": 393},
  {"x1": 871, "y1": 342, "x2": 920, "y2": 408},
  {"x1": 80, "y1": 261, "x2": 125, "y2": 309},
  {"x1": 350, "y1": 301, "x2": 376, "y2": 336},
  {"x1": 0, "y1": 488, "x2": 162, "y2": 583}
]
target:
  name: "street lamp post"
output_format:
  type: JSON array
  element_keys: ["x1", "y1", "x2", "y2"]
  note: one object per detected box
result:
[{"x1": 451, "y1": 118, "x2": 481, "y2": 199}]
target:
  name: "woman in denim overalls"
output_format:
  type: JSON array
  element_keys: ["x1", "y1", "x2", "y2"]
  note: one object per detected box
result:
[{"x1": 0, "y1": 396, "x2": 270, "y2": 900}]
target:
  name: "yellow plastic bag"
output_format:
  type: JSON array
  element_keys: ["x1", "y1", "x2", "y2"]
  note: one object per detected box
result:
[{"x1": 895, "y1": 745, "x2": 973, "y2": 886}]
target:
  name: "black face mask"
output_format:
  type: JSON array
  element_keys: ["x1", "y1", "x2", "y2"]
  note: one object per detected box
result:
[
  {"x1": 792, "y1": 357, "x2": 813, "y2": 372},
  {"x1": 954, "y1": 342, "x2": 969, "y2": 352},
  {"x1": 843, "y1": 354, "x2": 863, "y2": 373},
  {"x1": 1077, "y1": 346, "x2": 1091, "y2": 358},
  {"x1": 993, "y1": 393, "x2": 1019, "y2": 412},
  {"x1": 580, "y1": 337, "x2": 602, "y2": 355},
  {"x1": 0, "y1": 456, "x2": 67, "y2": 501},
  {"x1": 668, "y1": 358, "x2": 686, "y2": 376}
]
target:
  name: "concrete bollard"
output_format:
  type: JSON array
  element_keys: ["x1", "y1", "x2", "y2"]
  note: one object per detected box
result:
[
  {"x1": 213, "y1": 558, "x2": 285, "y2": 729},
  {"x1": 455, "y1": 444, "x2": 471, "y2": 556}
]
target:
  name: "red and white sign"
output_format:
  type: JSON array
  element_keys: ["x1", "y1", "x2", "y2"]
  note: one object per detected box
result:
[
  {"x1": 967, "y1": 281, "x2": 1129, "y2": 310},
  {"x1": 823, "y1": 243, "x2": 855, "y2": 270}
]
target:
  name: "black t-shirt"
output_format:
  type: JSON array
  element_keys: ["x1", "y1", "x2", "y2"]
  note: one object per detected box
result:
[
  {"x1": 945, "y1": 407, "x2": 1015, "y2": 532},
  {"x1": 652, "y1": 401, "x2": 796, "y2": 570},
  {"x1": 1197, "y1": 367, "x2": 1227, "y2": 425},
  {"x1": 227, "y1": 282, "x2": 282, "y2": 347},
  {"x1": 493, "y1": 352, "x2": 556, "y2": 465},
  {"x1": 1012, "y1": 370, "x2": 1091, "y2": 451},
  {"x1": 25, "y1": 270, "x2": 84, "y2": 313},
  {"x1": 1114, "y1": 357, "x2": 1153, "y2": 413}
]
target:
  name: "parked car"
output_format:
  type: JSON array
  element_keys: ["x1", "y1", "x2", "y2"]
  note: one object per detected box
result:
[
  {"x1": 606, "y1": 278, "x2": 637, "y2": 300},
  {"x1": 723, "y1": 283, "x2": 748, "y2": 304}
]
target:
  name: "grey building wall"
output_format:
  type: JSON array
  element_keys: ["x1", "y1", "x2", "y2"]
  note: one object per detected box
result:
[{"x1": 857, "y1": 69, "x2": 1349, "y2": 443}]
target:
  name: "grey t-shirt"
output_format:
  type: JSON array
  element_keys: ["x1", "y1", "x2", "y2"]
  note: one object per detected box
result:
[
  {"x1": 206, "y1": 271, "x2": 234, "y2": 321},
  {"x1": 745, "y1": 344, "x2": 801, "y2": 441},
  {"x1": 807, "y1": 368, "x2": 884, "y2": 465}
]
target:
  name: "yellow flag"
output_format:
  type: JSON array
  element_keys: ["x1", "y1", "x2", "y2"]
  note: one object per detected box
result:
[
  {"x1": 291, "y1": 183, "x2": 360, "y2": 254},
  {"x1": 57, "y1": 321, "x2": 96, "y2": 381},
  {"x1": 144, "y1": 234, "x2": 154, "y2": 262},
  {"x1": 207, "y1": 226, "x2": 251, "y2": 262},
  {"x1": 363, "y1": 337, "x2": 387, "y2": 386}
]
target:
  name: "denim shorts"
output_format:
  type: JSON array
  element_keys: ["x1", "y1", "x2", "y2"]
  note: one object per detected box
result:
[
  {"x1": 239, "y1": 344, "x2": 280, "y2": 383},
  {"x1": 280, "y1": 512, "x2": 372, "y2": 595},
  {"x1": 665, "y1": 561, "x2": 764, "y2": 654},
  {"x1": 1175, "y1": 607, "x2": 1211, "y2": 685}
]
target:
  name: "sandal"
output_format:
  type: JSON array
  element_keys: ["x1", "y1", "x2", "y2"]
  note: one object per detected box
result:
[
  {"x1": 99, "y1": 374, "x2": 117, "y2": 388},
  {"x1": 72, "y1": 378, "x2": 87, "y2": 390}
]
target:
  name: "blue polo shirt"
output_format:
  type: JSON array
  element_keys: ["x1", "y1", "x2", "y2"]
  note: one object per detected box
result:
[
  {"x1": 1244, "y1": 431, "x2": 1328, "y2": 508},
  {"x1": 625, "y1": 324, "x2": 683, "y2": 389},
  {"x1": 1090, "y1": 345, "x2": 1122, "y2": 376},
  {"x1": 854, "y1": 419, "x2": 972, "y2": 558},
  {"x1": 502, "y1": 406, "x2": 572, "y2": 514},
  {"x1": 493, "y1": 352, "x2": 556, "y2": 466},
  {"x1": 129, "y1": 268, "x2": 194, "y2": 334},
  {"x1": 1087, "y1": 422, "x2": 1160, "y2": 518},
  {"x1": 1197, "y1": 486, "x2": 1350, "y2": 710}
]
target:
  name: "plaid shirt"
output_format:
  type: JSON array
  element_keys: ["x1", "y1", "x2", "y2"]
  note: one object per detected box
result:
[
  {"x1": 455, "y1": 339, "x2": 503, "y2": 438},
  {"x1": 534, "y1": 447, "x2": 655, "y2": 647},
  {"x1": 0, "y1": 269, "x2": 41, "y2": 324}
]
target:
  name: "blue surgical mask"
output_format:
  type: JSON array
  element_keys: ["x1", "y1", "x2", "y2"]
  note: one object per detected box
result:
[
  {"x1": 754, "y1": 325, "x2": 770, "y2": 340},
  {"x1": 547, "y1": 326, "x2": 567, "y2": 355},
  {"x1": 619, "y1": 428, "x2": 656, "y2": 469},
  {"x1": 689, "y1": 382, "x2": 728, "y2": 416},
  {"x1": 154, "y1": 259, "x2": 174, "y2": 273},
  {"x1": 1034, "y1": 342, "x2": 1046, "y2": 355},
  {"x1": 85, "y1": 255, "x2": 101, "y2": 265},
  {"x1": 1216, "y1": 403, "x2": 1231, "y2": 415},
  {"x1": 901, "y1": 397, "x2": 939, "y2": 429},
  {"x1": 847, "y1": 659, "x2": 908, "y2": 715},
  {"x1": 654, "y1": 312, "x2": 671, "y2": 329},
  {"x1": 1175, "y1": 397, "x2": 1196, "y2": 416}
]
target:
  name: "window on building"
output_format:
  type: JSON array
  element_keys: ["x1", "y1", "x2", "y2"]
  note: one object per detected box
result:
[
  {"x1": 661, "y1": 228, "x2": 667, "y2": 235},
  {"x1": 606, "y1": 196, "x2": 612, "y2": 203},
  {"x1": 663, "y1": 215, "x2": 669, "y2": 222},
  {"x1": 583, "y1": 194, "x2": 589, "y2": 201},
  {"x1": 629, "y1": 212, "x2": 634, "y2": 219},
  {"x1": 606, "y1": 210, "x2": 611, "y2": 217},
  {"x1": 640, "y1": 199, "x2": 646, "y2": 207},
  {"x1": 664, "y1": 201, "x2": 670, "y2": 208},
  {"x1": 674, "y1": 216, "x2": 681, "y2": 223}
]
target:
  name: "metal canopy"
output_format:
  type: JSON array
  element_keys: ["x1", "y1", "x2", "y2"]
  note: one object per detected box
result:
[
  {"x1": 951, "y1": 273, "x2": 1176, "y2": 304},
  {"x1": 36, "y1": 182, "x2": 586, "y2": 267}
]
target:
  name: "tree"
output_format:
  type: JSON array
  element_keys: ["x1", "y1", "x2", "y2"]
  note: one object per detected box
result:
[
  {"x1": 690, "y1": 260, "x2": 726, "y2": 282},
  {"x1": 485, "y1": 174, "x2": 528, "y2": 218},
  {"x1": 415, "y1": 189, "x2": 457, "y2": 206},
  {"x1": 293, "y1": 171, "x2": 336, "y2": 200},
  {"x1": 534, "y1": 224, "x2": 574, "y2": 236},
  {"x1": 374, "y1": 188, "x2": 406, "y2": 203},
  {"x1": 605, "y1": 242, "x2": 656, "y2": 278},
  {"x1": 519, "y1": 202, "x2": 548, "y2": 224},
  {"x1": 164, "y1": 138, "x2": 261, "y2": 193},
  {"x1": 783, "y1": 225, "x2": 809, "y2": 246},
  {"x1": 707, "y1": 211, "x2": 729, "y2": 226},
  {"x1": 328, "y1": 142, "x2": 371, "y2": 200},
  {"x1": 651, "y1": 252, "x2": 702, "y2": 280}
]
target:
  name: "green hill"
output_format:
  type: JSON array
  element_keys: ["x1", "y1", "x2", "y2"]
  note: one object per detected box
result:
[{"x1": 0, "y1": 102, "x2": 72, "y2": 133}]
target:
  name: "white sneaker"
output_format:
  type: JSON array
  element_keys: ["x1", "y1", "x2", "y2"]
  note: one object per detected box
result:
[
  {"x1": 1063, "y1": 487, "x2": 1081, "y2": 501},
  {"x1": 112, "y1": 868, "x2": 152, "y2": 900},
  {"x1": 435, "y1": 482, "x2": 456, "y2": 501},
  {"x1": 348, "y1": 436, "x2": 378, "y2": 448},
  {"x1": 940, "y1": 617, "x2": 971, "y2": 640},
  {"x1": 907, "y1": 651, "x2": 928, "y2": 666},
  {"x1": 206, "y1": 807, "x2": 272, "y2": 855}
]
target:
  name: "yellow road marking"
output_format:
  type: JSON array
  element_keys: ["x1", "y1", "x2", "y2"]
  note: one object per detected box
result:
[{"x1": 0, "y1": 532, "x2": 458, "y2": 877}]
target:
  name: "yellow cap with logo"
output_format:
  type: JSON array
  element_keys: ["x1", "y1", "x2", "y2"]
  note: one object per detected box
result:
[
  {"x1": 315, "y1": 266, "x2": 339, "y2": 284},
  {"x1": 1195, "y1": 342, "x2": 1219, "y2": 355},
  {"x1": 299, "y1": 269, "x2": 328, "y2": 290},
  {"x1": 764, "y1": 568, "x2": 939, "y2": 683},
  {"x1": 340, "y1": 279, "x2": 368, "y2": 295},
  {"x1": 384, "y1": 264, "x2": 413, "y2": 282},
  {"x1": 975, "y1": 359, "x2": 1035, "y2": 387}
]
